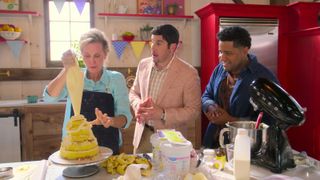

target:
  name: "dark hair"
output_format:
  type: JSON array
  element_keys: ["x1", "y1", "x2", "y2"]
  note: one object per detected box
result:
[
  {"x1": 151, "y1": 24, "x2": 179, "y2": 46},
  {"x1": 217, "y1": 26, "x2": 251, "y2": 49}
]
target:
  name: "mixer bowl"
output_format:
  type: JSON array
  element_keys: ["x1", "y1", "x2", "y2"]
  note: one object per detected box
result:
[{"x1": 220, "y1": 121, "x2": 269, "y2": 153}]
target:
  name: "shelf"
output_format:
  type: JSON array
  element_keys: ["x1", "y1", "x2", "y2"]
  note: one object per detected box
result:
[
  {"x1": 112, "y1": 40, "x2": 149, "y2": 42},
  {"x1": 112, "y1": 40, "x2": 182, "y2": 43},
  {"x1": 0, "y1": 10, "x2": 40, "y2": 16},
  {"x1": 0, "y1": 10, "x2": 40, "y2": 60},
  {"x1": 98, "y1": 13, "x2": 193, "y2": 28},
  {"x1": 98, "y1": 13, "x2": 193, "y2": 20},
  {"x1": 0, "y1": 39, "x2": 27, "y2": 43},
  {"x1": 0, "y1": 10, "x2": 40, "y2": 27}
]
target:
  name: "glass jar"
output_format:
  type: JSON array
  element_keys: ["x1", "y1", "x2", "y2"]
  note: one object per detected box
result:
[{"x1": 203, "y1": 149, "x2": 215, "y2": 166}]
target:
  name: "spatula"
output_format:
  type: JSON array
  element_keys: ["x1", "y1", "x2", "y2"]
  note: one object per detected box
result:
[
  {"x1": 66, "y1": 62, "x2": 84, "y2": 116},
  {"x1": 255, "y1": 112, "x2": 263, "y2": 129}
]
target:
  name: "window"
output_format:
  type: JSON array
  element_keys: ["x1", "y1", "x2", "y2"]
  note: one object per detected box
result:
[{"x1": 44, "y1": 0, "x2": 94, "y2": 67}]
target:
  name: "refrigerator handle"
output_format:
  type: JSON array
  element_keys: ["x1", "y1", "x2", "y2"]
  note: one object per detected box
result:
[{"x1": 0, "y1": 108, "x2": 21, "y2": 127}]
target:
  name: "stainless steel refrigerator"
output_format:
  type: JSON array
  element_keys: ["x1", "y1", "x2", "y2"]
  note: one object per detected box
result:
[{"x1": 220, "y1": 17, "x2": 279, "y2": 76}]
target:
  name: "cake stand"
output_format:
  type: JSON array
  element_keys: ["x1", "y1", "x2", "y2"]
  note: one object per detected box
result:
[{"x1": 48, "y1": 146, "x2": 113, "y2": 178}]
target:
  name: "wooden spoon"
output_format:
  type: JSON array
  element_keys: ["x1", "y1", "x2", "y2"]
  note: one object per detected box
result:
[{"x1": 66, "y1": 64, "x2": 84, "y2": 116}]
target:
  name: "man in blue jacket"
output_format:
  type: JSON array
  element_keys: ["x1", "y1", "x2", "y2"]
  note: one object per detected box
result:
[{"x1": 202, "y1": 26, "x2": 278, "y2": 148}]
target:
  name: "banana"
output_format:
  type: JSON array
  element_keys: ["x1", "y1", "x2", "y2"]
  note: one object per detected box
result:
[
  {"x1": 116, "y1": 164, "x2": 128, "y2": 175},
  {"x1": 100, "y1": 153, "x2": 152, "y2": 176}
]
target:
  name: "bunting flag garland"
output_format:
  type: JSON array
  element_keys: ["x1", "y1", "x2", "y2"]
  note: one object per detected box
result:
[
  {"x1": 53, "y1": 0, "x2": 66, "y2": 13},
  {"x1": 130, "y1": 41, "x2": 146, "y2": 60},
  {"x1": 112, "y1": 41, "x2": 128, "y2": 60},
  {"x1": 6, "y1": 40, "x2": 25, "y2": 59},
  {"x1": 74, "y1": 0, "x2": 86, "y2": 14},
  {"x1": 0, "y1": 37, "x2": 5, "y2": 43}
]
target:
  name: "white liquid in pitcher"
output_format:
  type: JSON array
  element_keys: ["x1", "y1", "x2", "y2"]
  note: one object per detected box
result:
[{"x1": 233, "y1": 159, "x2": 250, "y2": 180}]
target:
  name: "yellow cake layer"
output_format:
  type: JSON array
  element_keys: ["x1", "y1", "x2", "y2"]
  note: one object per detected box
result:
[
  {"x1": 68, "y1": 129, "x2": 91, "y2": 137},
  {"x1": 69, "y1": 134, "x2": 94, "y2": 142},
  {"x1": 61, "y1": 137, "x2": 98, "y2": 151},
  {"x1": 60, "y1": 146, "x2": 100, "y2": 160}
]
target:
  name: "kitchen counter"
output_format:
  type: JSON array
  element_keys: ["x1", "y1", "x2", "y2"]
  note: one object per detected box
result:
[
  {"x1": 0, "y1": 99, "x2": 66, "y2": 108},
  {"x1": 0, "y1": 154, "x2": 320, "y2": 180}
]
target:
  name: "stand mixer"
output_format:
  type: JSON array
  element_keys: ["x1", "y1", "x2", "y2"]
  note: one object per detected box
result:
[{"x1": 249, "y1": 78, "x2": 305, "y2": 173}]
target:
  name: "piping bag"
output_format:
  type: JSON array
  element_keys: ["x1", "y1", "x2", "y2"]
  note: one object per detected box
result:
[{"x1": 66, "y1": 54, "x2": 84, "y2": 116}]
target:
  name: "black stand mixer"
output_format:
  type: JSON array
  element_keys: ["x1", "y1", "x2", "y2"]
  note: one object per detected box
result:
[{"x1": 249, "y1": 78, "x2": 305, "y2": 173}]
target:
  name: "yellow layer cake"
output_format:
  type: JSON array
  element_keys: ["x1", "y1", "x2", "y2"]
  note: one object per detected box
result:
[{"x1": 60, "y1": 115, "x2": 99, "y2": 160}]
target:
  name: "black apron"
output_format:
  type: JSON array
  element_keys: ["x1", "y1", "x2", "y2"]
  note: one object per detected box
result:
[{"x1": 71, "y1": 91, "x2": 119, "y2": 154}]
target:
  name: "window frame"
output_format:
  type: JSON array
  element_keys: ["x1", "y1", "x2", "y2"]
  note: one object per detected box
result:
[{"x1": 44, "y1": 0, "x2": 95, "y2": 67}]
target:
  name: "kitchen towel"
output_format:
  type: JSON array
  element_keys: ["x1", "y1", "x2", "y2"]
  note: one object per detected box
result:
[{"x1": 29, "y1": 160, "x2": 48, "y2": 180}]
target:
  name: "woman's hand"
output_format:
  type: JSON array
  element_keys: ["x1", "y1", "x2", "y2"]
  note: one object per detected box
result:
[
  {"x1": 90, "y1": 108, "x2": 113, "y2": 128},
  {"x1": 46, "y1": 49, "x2": 77, "y2": 97},
  {"x1": 62, "y1": 49, "x2": 77, "y2": 69}
]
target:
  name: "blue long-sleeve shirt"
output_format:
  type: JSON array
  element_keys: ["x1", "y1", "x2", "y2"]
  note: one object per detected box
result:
[
  {"x1": 43, "y1": 68, "x2": 132, "y2": 146},
  {"x1": 202, "y1": 54, "x2": 279, "y2": 147}
]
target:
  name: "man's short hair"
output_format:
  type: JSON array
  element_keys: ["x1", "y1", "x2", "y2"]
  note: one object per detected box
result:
[
  {"x1": 217, "y1": 26, "x2": 251, "y2": 49},
  {"x1": 151, "y1": 24, "x2": 179, "y2": 46}
]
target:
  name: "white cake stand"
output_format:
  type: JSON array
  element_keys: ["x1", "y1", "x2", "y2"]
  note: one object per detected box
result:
[{"x1": 48, "y1": 146, "x2": 113, "y2": 178}]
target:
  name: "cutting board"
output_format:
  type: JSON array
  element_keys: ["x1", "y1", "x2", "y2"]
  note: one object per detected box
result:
[{"x1": 66, "y1": 64, "x2": 84, "y2": 116}]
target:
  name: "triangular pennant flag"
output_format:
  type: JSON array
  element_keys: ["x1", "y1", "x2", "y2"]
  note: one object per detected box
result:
[
  {"x1": 74, "y1": 0, "x2": 86, "y2": 14},
  {"x1": 6, "y1": 40, "x2": 24, "y2": 59},
  {"x1": 53, "y1": 0, "x2": 65, "y2": 13},
  {"x1": 130, "y1": 41, "x2": 146, "y2": 60},
  {"x1": 0, "y1": 36, "x2": 5, "y2": 43},
  {"x1": 112, "y1": 41, "x2": 128, "y2": 60}
]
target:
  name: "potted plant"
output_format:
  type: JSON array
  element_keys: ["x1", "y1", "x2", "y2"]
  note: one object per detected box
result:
[
  {"x1": 166, "y1": 3, "x2": 179, "y2": 15},
  {"x1": 140, "y1": 24, "x2": 153, "y2": 41},
  {"x1": 71, "y1": 41, "x2": 85, "y2": 68}
]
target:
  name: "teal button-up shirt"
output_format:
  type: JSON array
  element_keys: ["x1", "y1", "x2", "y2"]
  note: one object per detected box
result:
[{"x1": 43, "y1": 68, "x2": 132, "y2": 146}]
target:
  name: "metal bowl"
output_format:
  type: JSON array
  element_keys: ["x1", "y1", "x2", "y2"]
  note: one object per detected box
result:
[
  {"x1": 0, "y1": 167, "x2": 13, "y2": 178},
  {"x1": 225, "y1": 121, "x2": 268, "y2": 153}
]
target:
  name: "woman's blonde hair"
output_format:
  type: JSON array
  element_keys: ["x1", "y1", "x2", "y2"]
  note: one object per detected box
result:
[{"x1": 79, "y1": 28, "x2": 109, "y2": 54}]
